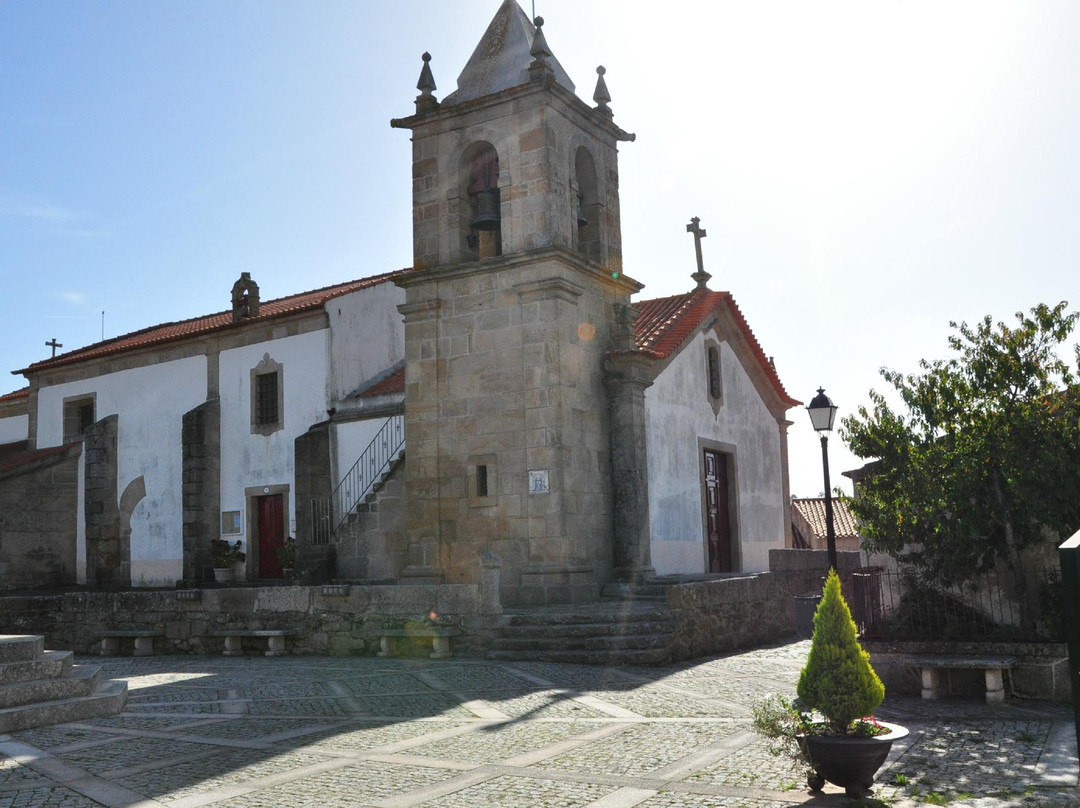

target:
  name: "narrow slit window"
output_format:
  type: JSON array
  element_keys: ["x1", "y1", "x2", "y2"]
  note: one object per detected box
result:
[
  {"x1": 707, "y1": 345, "x2": 722, "y2": 400},
  {"x1": 476, "y1": 464, "x2": 489, "y2": 498}
]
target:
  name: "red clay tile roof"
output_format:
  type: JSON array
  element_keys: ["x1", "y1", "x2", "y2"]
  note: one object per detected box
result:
[
  {"x1": 634, "y1": 288, "x2": 800, "y2": 407},
  {"x1": 0, "y1": 387, "x2": 29, "y2": 404},
  {"x1": 15, "y1": 270, "x2": 411, "y2": 376},
  {"x1": 359, "y1": 366, "x2": 405, "y2": 398},
  {"x1": 791, "y1": 497, "x2": 860, "y2": 541}
]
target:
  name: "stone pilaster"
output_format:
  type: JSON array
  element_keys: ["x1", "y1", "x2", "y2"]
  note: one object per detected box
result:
[
  {"x1": 604, "y1": 350, "x2": 656, "y2": 582},
  {"x1": 293, "y1": 420, "x2": 331, "y2": 575},
  {"x1": 84, "y1": 414, "x2": 124, "y2": 589},
  {"x1": 182, "y1": 400, "x2": 220, "y2": 582}
]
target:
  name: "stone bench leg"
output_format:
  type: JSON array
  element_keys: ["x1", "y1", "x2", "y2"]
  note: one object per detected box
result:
[
  {"x1": 921, "y1": 667, "x2": 941, "y2": 700},
  {"x1": 265, "y1": 636, "x2": 287, "y2": 657},
  {"x1": 985, "y1": 668, "x2": 1006, "y2": 705},
  {"x1": 223, "y1": 636, "x2": 244, "y2": 657},
  {"x1": 377, "y1": 636, "x2": 398, "y2": 658},
  {"x1": 430, "y1": 636, "x2": 452, "y2": 659},
  {"x1": 99, "y1": 637, "x2": 120, "y2": 656},
  {"x1": 133, "y1": 636, "x2": 155, "y2": 657}
]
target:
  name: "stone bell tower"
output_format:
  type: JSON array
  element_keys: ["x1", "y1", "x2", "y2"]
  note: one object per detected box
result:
[{"x1": 391, "y1": 0, "x2": 650, "y2": 606}]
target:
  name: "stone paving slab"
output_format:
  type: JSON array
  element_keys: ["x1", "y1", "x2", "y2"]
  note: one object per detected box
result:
[{"x1": 0, "y1": 640, "x2": 1072, "y2": 807}]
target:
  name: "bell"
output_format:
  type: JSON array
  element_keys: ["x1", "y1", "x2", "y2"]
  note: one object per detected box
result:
[
  {"x1": 576, "y1": 195, "x2": 588, "y2": 226},
  {"x1": 471, "y1": 188, "x2": 501, "y2": 231}
]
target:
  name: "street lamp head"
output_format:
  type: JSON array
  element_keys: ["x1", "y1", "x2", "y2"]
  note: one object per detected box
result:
[{"x1": 807, "y1": 387, "x2": 838, "y2": 433}]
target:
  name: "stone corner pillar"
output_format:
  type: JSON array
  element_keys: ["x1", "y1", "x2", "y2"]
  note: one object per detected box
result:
[
  {"x1": 603, "y1": 350, "x2": 656, "y2": 583},
  {"x1": 479, "y1": 552, "x2": 503, "y2": 616}
]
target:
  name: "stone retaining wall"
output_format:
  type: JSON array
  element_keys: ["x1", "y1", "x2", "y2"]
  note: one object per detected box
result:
[{"x1": 0, "y1": 583, "x2": 484, "y2": 657}]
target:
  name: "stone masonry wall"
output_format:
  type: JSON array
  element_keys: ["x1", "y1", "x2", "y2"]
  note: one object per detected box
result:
[
  {"x1": 0, "y1": 444, "x2": 81, "y2": 590},
  {"x1": 0, "y1": 583, "x2": 484, "y2": 657}
]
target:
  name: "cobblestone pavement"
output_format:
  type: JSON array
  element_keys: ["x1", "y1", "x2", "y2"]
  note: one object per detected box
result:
[{"x1": 0, "y1": 640, "x2": 1076, "y2": 807}]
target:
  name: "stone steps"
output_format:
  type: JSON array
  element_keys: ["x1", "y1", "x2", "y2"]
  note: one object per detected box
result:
[
  {"x1": 0, "y1": 635, "x2": 126, "y2": 733},
  {"x1": 486, "y1": 601, "x2": 676, "y2": 666}
]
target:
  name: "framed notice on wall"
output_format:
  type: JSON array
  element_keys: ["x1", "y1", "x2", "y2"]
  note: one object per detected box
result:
[{"x1": 221, "y1": 511, "x2": 243, "y2": 535}]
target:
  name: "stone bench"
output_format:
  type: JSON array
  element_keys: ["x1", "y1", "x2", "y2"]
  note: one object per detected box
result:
[
  {"x1": 98, "y1": 629, "x2": 164, "y2": 657},
  {"x1": 377, "y1": 627, "x2": 460, "y2": 659},
  {"x1": 214, "y1": 630, "x2": 295, "y2": 657},
  {"x1": 901, "y1": 654, "x2": 1017, "y2": 705}
]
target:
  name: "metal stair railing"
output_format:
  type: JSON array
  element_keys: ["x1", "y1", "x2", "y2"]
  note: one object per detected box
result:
[{"x1": 311, "y1": 413, "x2": 404, "y2": 544}]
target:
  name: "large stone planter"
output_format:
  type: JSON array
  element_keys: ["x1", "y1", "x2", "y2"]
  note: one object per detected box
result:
[
  {"x1": 799, "y1": 721, "x2": 908, "y2": 797},
  {"x1": 213, "y1": 568, "x2": 233, "y2": 583}
]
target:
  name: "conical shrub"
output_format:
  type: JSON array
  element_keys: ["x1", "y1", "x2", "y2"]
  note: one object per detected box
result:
[{"x1": 797, "y1": 569, "x2": 884, "y2": 734}]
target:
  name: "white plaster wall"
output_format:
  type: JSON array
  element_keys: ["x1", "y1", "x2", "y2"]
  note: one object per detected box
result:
[
  {"x1": 35, "y1": 357, "x2": 208, "y2": 586},
  {"x1": 333, "y1": 418, "x2": 390, "y2": 486},
  {"x1": 326, "y1": 282, "x2": 405, "y2": 399},
  {"x1": 0, "y1": 414, "x2": 28, "y2": 445},
  {"x1": 645, "y1": 330, "x2": 786, "y2": 574},
  {"x1": 218, "y1": 330, "x2": 330, "y2": 548}
]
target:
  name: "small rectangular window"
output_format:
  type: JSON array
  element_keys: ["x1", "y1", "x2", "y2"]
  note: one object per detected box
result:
[
  {"x1": 62, "y1": 394, "x2": 96, "y2": 443},
  {"x1": 476, "y1": 464, "x2": 489, "y2": 498}
]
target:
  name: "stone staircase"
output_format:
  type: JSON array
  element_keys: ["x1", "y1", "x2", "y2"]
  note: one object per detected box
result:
[
  {"x1": 0, "y1": 635, "x2": 127, "y2": 732},
  {"x1": 486, "y1": 596, "x2": 678, "y2": 666}
]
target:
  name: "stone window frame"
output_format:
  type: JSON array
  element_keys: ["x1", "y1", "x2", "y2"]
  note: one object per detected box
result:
[
  {"x1": 62, "y1": 392, "x2": 96, "y2": 443},
  {"x1": 250, "y1": 353, "x2": 284, "y2": 436},
  {"x1": 469, "y1": 453, "x2": 498, "y2": 508},
  {"x1": 705, "y1": 338, "x2": 723, "y2": 415}
]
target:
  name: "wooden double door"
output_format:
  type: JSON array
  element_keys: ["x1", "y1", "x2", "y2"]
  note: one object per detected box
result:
[{"x1": 703, "y1": 449, "x2": 733, "y2": 573}]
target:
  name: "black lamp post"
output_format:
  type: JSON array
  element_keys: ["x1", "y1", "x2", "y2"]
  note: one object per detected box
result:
[{"x1": 807, "y1": 387, "x2": 839, "y2": 572}]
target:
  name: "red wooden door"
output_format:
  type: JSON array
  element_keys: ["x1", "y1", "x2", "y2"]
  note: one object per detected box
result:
[
  {"x1": 704, "y1": 450, "x2": 732, "y2": 572},
  {"x1": 257, "y1": 494, "x2": 284, "y2": 579}
]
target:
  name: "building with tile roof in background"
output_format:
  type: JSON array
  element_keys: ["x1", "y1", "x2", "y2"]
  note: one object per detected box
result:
[{"x1": 0, "y1": 0, "x2": 799, "y2": 604}]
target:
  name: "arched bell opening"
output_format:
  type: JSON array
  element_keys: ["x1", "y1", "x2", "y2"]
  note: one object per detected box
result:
[
  {"x1": 574, "y1": 146, "x2": 601, "y2": 262},
  {"x1": 461, "y1": 142, "x2": 502, "y2": 260}
]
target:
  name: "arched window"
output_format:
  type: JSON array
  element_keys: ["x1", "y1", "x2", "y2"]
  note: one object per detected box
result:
[
  {"x1": 574, "y1": 147, "x2": 600, "y2": 260},
  {"x1": 462, "y1": 142, "x2": 501, "y2": 260}
]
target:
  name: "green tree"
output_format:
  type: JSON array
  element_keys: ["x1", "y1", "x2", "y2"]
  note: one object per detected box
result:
[
  {"x1": 797, "y1": 570, "x2": 884, "y2": 734},
  {"x1": 842, "y1": 302, "x2": 1080, "y2": 633}
]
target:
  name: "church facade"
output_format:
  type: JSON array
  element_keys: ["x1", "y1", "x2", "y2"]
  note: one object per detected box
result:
[{"x1": 0, "y1": 0, "x2": 797, "y2": 606}]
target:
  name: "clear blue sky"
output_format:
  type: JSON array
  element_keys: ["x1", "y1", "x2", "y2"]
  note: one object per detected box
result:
[{"x1": 2, "y1": 1, "x2": 1078, "y2": 498}]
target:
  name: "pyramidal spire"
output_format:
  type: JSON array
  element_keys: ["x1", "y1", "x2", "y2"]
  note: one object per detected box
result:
[{"x1": 443, "y1": 0, "x2": 575, "y2": 105}]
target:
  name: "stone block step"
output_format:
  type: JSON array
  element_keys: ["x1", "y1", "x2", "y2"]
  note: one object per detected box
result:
[
  {"x1": 0, "y1": 635, "x2": 44, "y2": 663},
  {"x1": 486, "y1": 646, "x2": 672, "y2": 666},
  {"x1": 496, "y1": 620, "x2": 676, "y2": 639},
  {"x1": 0, "y1": 664, "x2": 101, "y2": 710},
  {"x1": 0, "y1": 651, "x2": 73, "y2": 686},
  {"x1": 0, "y1": 679, "x2": 127, "y2": 734},
  {"x1": 501, "y1": 608, "x2": 673, "y2": 627},
  {"x1": 491, "y1": 632, "x2": 673, "y2": 653}
]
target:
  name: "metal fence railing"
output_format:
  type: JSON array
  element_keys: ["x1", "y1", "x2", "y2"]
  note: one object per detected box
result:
[
  {"x1": 853, "y1": 562, "x2": 1063, "y2": 642},
  {"x1": 309, "y1": 414, "x2": 404, "y2": 545}
]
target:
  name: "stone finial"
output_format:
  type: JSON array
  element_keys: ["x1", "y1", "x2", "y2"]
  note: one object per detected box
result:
[
  {"x1": 528, "y1": 16, "x2": 554, "y2": 82},
  {"x1": 530, "y1": 16, "x2": 551, "y2": 61},
  {"x1": 593, "y1": 65, "x2": 612, "y2": 116},
  {"x1": 415, "y1": 52, "x2": 439, "y2": 113},
  {"x1": 231, "y1": 272, "x2": 260, "y2": 322}
]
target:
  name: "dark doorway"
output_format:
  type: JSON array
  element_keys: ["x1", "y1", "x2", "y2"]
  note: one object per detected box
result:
[
  {"x1": 704, "y1": 449, "x2": 732, "y2": 572},
  {"x1": 257, "y1": 494, "x2": 285, "y2": 579}
]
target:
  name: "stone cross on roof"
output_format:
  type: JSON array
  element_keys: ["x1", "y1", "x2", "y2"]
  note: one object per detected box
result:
[
  {"x1": 46, "y1": 338, "x2": 63, "y2": 358},
  {"x1": 686, "y1": 217, "x2": 712, "y2": 290}
]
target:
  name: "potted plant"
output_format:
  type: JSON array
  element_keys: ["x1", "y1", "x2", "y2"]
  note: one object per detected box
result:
[
  {"x1": 754, "y1": 569, "x2": 907, "y2": 798},
  {"x1": 276, "y1": 537, "x2": 297, "y2": 579},
  {"x1": 210, "y1": 538, "x2": 245, "y2": 582}
]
